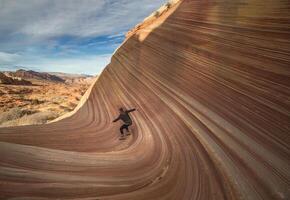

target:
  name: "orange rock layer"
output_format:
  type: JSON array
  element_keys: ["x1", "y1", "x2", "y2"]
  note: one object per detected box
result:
[{"x1": 0, "y1": 0, "x2": 289, "y2": 199}]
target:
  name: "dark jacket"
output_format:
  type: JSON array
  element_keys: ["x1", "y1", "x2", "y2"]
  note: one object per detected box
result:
[{"x1": 113, "y1": 109, "x2": 136, "y2": 125}]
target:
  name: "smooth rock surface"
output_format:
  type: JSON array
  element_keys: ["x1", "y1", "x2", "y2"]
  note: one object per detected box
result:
[{"x1": 0, "y1": 0, "x2": 289, "y2": 199}]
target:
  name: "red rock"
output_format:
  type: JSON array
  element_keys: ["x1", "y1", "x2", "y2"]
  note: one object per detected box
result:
[{"x1": 0, "y1": 0, "x2": 289, "y2": 199}]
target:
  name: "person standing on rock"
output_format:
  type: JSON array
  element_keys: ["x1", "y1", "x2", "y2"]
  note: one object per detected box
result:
[{"x1": 113, "y1": 107, "x2": 136, "y2": 139}]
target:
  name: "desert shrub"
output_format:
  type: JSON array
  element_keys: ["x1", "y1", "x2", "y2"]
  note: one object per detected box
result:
[
  {"x1": 154, "y1": 11, "x2": 160, "y2": 17},
  {"x1": 165, "y1": 2, "x2": 172, "y2": 8},
  {"x1": 0, "y1": 107, "x2": 37, "y2": 125},
  {"x1": 18, "y1": 94, "x2": 25, "y2": 99},
  {"x1": 0, "y1": 111, "x2": 59, "y2": 127},
  {"x1": 21, "y1": 111, "x2": 58, "y2": 124},
  {"x1": 0, "y1": 108, "x2": 26, "y2": 124},
  {"x1": 31, "y1": 99, "x2": 44, "y2": 105}
]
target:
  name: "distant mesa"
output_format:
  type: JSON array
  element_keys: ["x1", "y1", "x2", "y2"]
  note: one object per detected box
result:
[
  {"x1": 1, "y1": 69, "x2": 96, "y2": 85},
  {"x1": 0, "y1": 72, "x2": 32, "y2": 85}
]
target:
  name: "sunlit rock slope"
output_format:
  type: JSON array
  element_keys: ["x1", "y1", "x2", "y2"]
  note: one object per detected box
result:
[{"x1": 0, "y1": 0, "x2": 289, "y2": 199}]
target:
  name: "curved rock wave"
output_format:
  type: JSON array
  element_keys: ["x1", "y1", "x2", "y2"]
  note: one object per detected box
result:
[{"x1": 0, "y1": 0, "x2": 289, "y2": 199}]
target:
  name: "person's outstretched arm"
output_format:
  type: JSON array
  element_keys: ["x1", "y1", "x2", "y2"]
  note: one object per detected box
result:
[
  {"x1": 112, "y1": 116, "x2": 120, "y2": 122},
  {"x1": 127, "y1": 108, "x2": 136, "y2": 113}
]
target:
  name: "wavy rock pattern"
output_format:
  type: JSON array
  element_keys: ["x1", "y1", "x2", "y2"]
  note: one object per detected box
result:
[{"x1": 0, "y1": 0, "x2": 290, "y2": 199}]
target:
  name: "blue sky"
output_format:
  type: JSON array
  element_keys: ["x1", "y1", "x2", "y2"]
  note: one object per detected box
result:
[{"x1": 0, "y1": 0, "x2": 167, "y2": 75}]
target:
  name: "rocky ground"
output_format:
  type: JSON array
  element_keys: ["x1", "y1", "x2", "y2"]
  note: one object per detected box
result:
[{"x1": 0, "y1": 70, "x2": 95, "y2": 127}]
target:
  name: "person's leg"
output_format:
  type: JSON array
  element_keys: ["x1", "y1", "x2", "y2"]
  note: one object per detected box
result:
[
  {"x1": 125, "y1": 123, "x2": 133, "y2": 135},
  {"x1": 120, "y1": 124, "x2": 126, "y2": 136},
  {"x1": 128, "y1": 122, "x2": 132, "y2": 131}
]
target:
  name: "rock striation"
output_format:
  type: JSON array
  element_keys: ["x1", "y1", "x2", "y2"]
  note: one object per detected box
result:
[{"x1": 0, "y1": 0, "x2": 289, "y2": 199}]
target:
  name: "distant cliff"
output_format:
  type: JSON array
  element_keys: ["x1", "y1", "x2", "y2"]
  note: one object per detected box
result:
[
  {"x1": 0, "y1": 72, "x2": 32, "y2": 85},
  {"x1": 4, "y1": 69, "x2": 95, "y2": 84},
  {"x1": 7, "y1": 69, "x2": 65, "y2": 82}
]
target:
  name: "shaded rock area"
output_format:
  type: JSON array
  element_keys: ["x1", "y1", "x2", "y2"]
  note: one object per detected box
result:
[{"x1": 0, "y1": 72, "x2": 32, "y2": 85}]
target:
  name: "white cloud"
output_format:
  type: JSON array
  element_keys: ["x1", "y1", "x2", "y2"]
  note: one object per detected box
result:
[
  {"x1": 0, "y1": 0, "x2": 167, "y2": 39},
  {"x1": 107, "y1": 32, "x2": 126, "y2": 39},
  {"x1": 20, "y1": 1, "x2": 106, "y2": 38},
  {"x1": 0, "y1": 0, "x2": 168, "y2": 74}
]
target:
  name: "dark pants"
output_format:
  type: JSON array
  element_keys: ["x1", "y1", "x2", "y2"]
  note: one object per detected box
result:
[{"x1": 120, "y1": 123, "x2": 131, "y2": 135}]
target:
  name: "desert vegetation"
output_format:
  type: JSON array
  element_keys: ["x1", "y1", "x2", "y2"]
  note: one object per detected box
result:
[
  {"x1": 0, "y1": 108, "x2": 57, "y2": 127},
  {"x1": 0, "y1": 70, "x2": 95, "y2": 127}
]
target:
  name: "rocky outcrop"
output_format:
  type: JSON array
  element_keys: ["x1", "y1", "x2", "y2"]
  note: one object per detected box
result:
[
  {"x1": 0, "y1": 72, "x2": 32, "y2": 85},
  {"x1": 0, "y1": 0, "x2": 289, "y2": 199}
]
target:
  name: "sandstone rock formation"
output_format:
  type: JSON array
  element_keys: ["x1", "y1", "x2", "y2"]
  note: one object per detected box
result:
[{"x1": 0, "y1": 0, "x2": 289, "y2": 199}]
